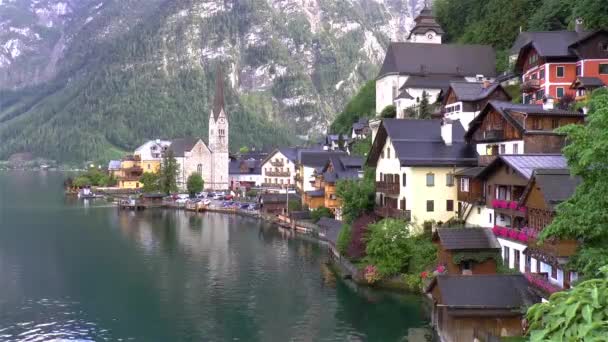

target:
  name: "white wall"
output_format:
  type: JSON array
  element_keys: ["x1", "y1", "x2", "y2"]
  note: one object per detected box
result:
[
  {"x1": 409, "y1": 31, "x2": 442, "y2": 44},
  {"x1": 476, "y1": 140, "x2": 524, "y2": 156},
  {"x1": 463, "y1": 204, "x2": 494, "y2": 228},
  {"x1": 376, "y1": 75, "x2": 408, "y2": 114},
  {"x1": 498, "y1": 237, "x2": 527, "y2": 272},
  {"x1": 261, "y1": 151, "x2": 296, "y2": 187},
  {"x1": 395, "y1": 88, "x2": 443, "y2": 118},
  {"x1": 302, "y1": 166, "x2": 317, "y2": 192}
]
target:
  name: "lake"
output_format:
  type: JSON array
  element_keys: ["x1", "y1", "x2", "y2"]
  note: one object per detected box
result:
[{"x1": 0, "y1": 171, "x2": 427, "y2": 341}]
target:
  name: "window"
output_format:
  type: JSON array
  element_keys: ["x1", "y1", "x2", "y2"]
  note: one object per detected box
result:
[
  {"x1": 381, "y1": 150, "x2": 384, "y2": 159},
  {"x1": 504, "y1": 246, "x2": 510, "y2": 266},
  {"x1": 551, "y1": 266, "x2": 558, "y2": 280},
  {"x1": 446, "y1": 200, "x2": 454, "y2": 211},
  {"x1": 531, "y1": 73, "x2": 537, "y2": 80},
  {"x1": 446, "y1": 173, "x2": 454, "y2": 186},
  {"x1": 147, "y1": 164, "x2": 151, "y2": 170},
  {"x1": 387, "y1": 147, "x2": 391, "y2": 159},
  {"x1": 514, "y1": 250, "x2": 520, "y2": 270},
  {"x1": 489, "y1": 213, "x2": 493, "y2": 223},
  {"x1": 402, "y1": 173, "x2": 406, "y2": 187},
  {"x1": 426, "y1": 200, "x2": 434, "y2": 212},
  {"x1": 462, "y1": 260, "x2": 472, "y2": 271},
  {"x1": 601, "y1": 42, "x2": 608, "y2": 52},
  {"x1": 460, "y1": 178, "x2": 470, "y2": 192},
  {"x1": 536, "y1": 89, "x2": 545, "y2": 100},
  {"x1": 557, "y1": 87, "x2": 565, "y2": 98},
  {"x1": 197, "y1": 164, "x2": 202, "y2": 174},
  {"x1": 600, "y1": 64, "x2": 608, "y2": 75},
  {"x1": 426, "y1": 173, "x2": 435, "y2": 186},
  {"x1": 379, "y1": 172, "x2": 383, "y2": 182},
  {"x1": 532, "y1": 118, "x2": 543, "y2": 130},
  {"x1": 513, "y1": 144, "x2": 519, "y2": 154},
  {"x1": 556, "y1": 66, "x2": 565, "y2": 78},
  {"x1": 552, "y1": 119, "x2": 560, "y2": 129},
  {"x1": 576, "y1": 65, "x2": 582, "y2": 76},
  {"x1": 539, "y1": 69, "x2": 545, "y2": 79},
  {"x1": 500, "y1": 144, "x2": 506, "y2": 154},
  {"x1": 477, "y1": 207, "x2": 481, "y2": 214}
]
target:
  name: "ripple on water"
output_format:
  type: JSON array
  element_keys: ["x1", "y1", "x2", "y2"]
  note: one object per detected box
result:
[{"x1": 0, "y1": 299, "x2": 115, "y2": 342}]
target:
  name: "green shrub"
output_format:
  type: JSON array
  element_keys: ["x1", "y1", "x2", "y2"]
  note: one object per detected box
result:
[
  {"x1": 310, "y1": 206, "x2": 334, "y2": 223},
  {"x1": 337, "y1": 224, "x2": 352, "y2": 255}
]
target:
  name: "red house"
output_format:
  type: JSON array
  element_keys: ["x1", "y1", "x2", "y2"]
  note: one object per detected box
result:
[{"x1": 512, "y1": 21, "x2": 608, "y2": 104}]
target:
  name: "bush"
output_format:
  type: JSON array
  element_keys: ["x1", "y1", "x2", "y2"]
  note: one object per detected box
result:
[
  {"x1": 337, "y1": 224, "x2": 352, "y2": 255},
  {"x1": 380, "y1": 105, "x2": 396, "y2": 118},
  {"x1": 186, "y1": 173, "x2": 204, "y2": 196},
  {"x1": 365, "y1": 219, "x2": 413, "y2": 276},
  {"x1": 310, "y1": 206, "x2": 334, "y2": 223},
  {"x1": 245, "y1": 189, "x2": 258, "y2": 198},
  {"x1": 347, "y1": 213, "x2": 378, "y2": 260}
]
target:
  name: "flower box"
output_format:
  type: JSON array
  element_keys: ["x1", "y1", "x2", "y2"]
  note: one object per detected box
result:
[
  {"x1": 518, "y1": 206, "x2": 527, "y2": 213},
  {"x1": 525, "y1": 273, "x2": 562, "y2": 295},
  {"x1": 492, "y1": 225, "x2": 501, "y2": 235},
  {"x1": 491, "y1": 199, "x2": 500, "y2": 208},
  {"x1": 508, "y1": 229, "x2": 519, "y2": 239},
  {"x1": 499, "y1": 227, "x2": 509, "y2": 237},
  {"x1": 517, "y1": 232, "x2": 528, "y2": 242},
  {"x1": 509, "y1": 201, "x2": 519, "y2": 210}
]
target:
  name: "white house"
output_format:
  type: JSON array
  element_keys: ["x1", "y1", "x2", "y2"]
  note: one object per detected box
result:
[{"x1": 260, "y1": 148, "x2": 298, "y2": 190}]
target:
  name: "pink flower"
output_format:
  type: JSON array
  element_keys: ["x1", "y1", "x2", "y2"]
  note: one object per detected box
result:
[
  {"x1": 499, "y1": 227, "x2": 509, "y2": 237},
  {"x1": 492, "y1": 226, "x2": 501, "y2": 235},
  {"x1": 508, "y1": 229, "x2": 518, "y2": 239},
  {"x1": 517, "y1": 232, "x2": 528, "y2": 242},
  {"x1": 509, "y1": 201, "x2": 519, "y2": 210},
  {"x1": 437, "y1": 265, "x2": 446, "y2": 273},
  {"x1": 491, "y1": 199, "x2": 500, "y2": 208},
  {"x1": 519, "y1": 206, "x2": 527, "y2": 213}
]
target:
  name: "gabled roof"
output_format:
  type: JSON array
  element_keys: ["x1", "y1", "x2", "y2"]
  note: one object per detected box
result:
[
  {"x1": 395, "y1": 89, "x2": 414, "y2": 100},
  {"x1": 434, "y1": 228, "x2": 500, "y2": 250},
  {"x1": 571, "y1": 77, "x2": 605, "y2": 89},
  {"x1": 477, "y1": 154, "x2": 568, "y2": 180},
  {"x1": 262, "y1": 147, "x2": 299, "y2": 166},
  {"x1": 377, "y1": 43, "x2": 497, "y2": 79},
  {"x1": 299, "y1": 151, "x2": 346, "y2": 167},
  {"x1": 260, "y1": 193, "x2": 301, "y2": 204},
  {"x1": 320, "y1": 155, "x2": 364, "y2": 183},
  {"x1": 367, "y1": 119, "x2": 478, "y2": 167},
  {"x1": 454, "y1": 166, "x2": 485, "y2": 178},
  {"x1": 445, "y1": 81, "x2": 508, "y2": 103},
  {"x1": 169, "y1": 138, "x2": 203, "y2": 157},
  {"x1": 465, "y1": 100, "x2": 583, "y2": 141},
  {"x1": 427, "y1": 275, "x2": 539, "y2": 310},
  {"x1": 108, "y1": 160, "x2": 121, "y2": 170},
  {"x1": 521, "y1": 168, "x2": 581, "y2": 210},
  {"x1": 401, "y1": 75, "x2": 466, "y2": 91},
  {"x1": 305, "y1": 189, "x2": 325, "y2": 197},
  {"x1": 229, "y1": 158, "x2": 262, "y2": 175}
]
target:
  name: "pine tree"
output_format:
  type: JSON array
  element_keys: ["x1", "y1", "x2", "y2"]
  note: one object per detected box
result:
[
  {"x1": 160, "y1": 149, "x2": 178, "y2": 194},
  {"x1": 418, "y1": 91, "x2": 431, "y2": 119}
]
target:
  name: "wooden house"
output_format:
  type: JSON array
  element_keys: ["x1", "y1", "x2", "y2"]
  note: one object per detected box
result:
[
  {"x1": 442, "y1": 81, "x2": 511, "y2": 130},
  {"x1": 432, "y1": 228, "x2": 501, "y2": 275},
  {"x1": 426, "y1": 274, "x2": 539, "y2": 342},
  {"x1": 259, "y1": 193, "x2": 300, "y2": 215}
]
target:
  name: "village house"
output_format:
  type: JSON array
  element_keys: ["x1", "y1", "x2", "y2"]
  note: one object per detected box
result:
[
  {"x1": 303, "y1": 155, "x2": 363, "y2": 220},
  {"x1": 133, "y1": 139, "x2": 171, "y2": 173},
  {"x1": 350, "y1": 118, "x2": 370, "y2": 140},
  {"x1": 228, "y1": 152, "x2": 266, "y2": 191},
  {"x1": 441, "y1": 81, "x2": 511, "y2": 130},
  {"x1": 426, "y1": 274, "x2": 539, "y2": 342},
  {"x1": 260, "y1": 148, "x2": 298, "y2": 191},
  {"x1": 432, "y1": 227, "x2": 501, "y2": 276},
  {"x1": 375, "y1": 6, "x2": 496, "y2": 119},
  {"x1": 518, "y1": 168, "x2": 581, "y2": 298},
  {"x1": 468, "y1": 155, "x2": 571, "y2": 283},
  {"x1": 259, "y1": 192, "x2": 300, "y2": 215},
  {"x1": 367, "y1": 119, "x2": 478, "y2": 225},
  {"x1": 296, "y1": 151, "x2": 346, "y2": 193},
  {"x1": 115, "y1": 155, "x2": 144, "y2": 189},
  {"x1": 511, "y1": 22, "x2": 608, "y2": 105},
  {"x1": 464, "y1": 100, "x2": 585, "y2": 166}
]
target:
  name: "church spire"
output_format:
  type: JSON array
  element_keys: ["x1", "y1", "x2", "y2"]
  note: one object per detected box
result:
[{"x1": 212, "y1": 64, "x2": 225, "y2": 121}]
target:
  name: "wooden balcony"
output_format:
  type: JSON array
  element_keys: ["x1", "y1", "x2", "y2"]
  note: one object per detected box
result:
[
  {"x1": 266, "y1": 170, "x2": 291, "y2": 177},
  {"x1": 521, "y1": 79, "x2": 541, "y2": 93},
  {"x1": 261, "y1": 183, "x2": 295, "y2": 189},
  {"x1": 375, "y1": 207, "x2": 411, "y2": 222},
  {"x1": 482, "y1": 129, "x2": 504, "y2": 141},
  {"x1": 270, "y1": 160, "x2": 284, "y2": 167},
  {"x1": 375, "y1": 181, "x2": 400, "y2": 195}
]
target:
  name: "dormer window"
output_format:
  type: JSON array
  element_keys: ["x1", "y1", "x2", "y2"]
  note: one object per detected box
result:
[{"x1": 600, "y1": 42, "x2": 608, "y2": 52}]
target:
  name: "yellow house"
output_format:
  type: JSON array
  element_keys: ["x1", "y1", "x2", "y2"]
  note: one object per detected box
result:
[
  {"x1": 367, "y1": 119, "x2": 478, "y2": 228},
  {"x1": 116, "y1": 155, "x2": 144, "y2": 189}
]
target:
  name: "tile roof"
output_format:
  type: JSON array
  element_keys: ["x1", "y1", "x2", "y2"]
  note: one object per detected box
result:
[
  {"x1": 448, "y1": 81, "x2": 503, "y2": 102},
  {"x1": 500, "y1": 155, "x2": 568, "y2": 179},
  {"x1": 260, "y1": 193, "x2": 301, "y2": 204},
  {"x1": 531, "y1": 168, "x2": 581, "y2": 210},
  {"x1": 510, "y1": 30, "x2": 594, "y2": 56},
  {"x1": 430, "y1": 275, "x2": 539, "y2": 309},
  {"x1": 299, "y1": 151, "x2": 346, "y2": 167},
  {"x1": 169, "y1": 138, "x2": 201, "y2": 157},
  {"x1": 435, "y1": 228, "x2": 501, "y2": 250},
  {"x1": 377, "y1": 43, "x2": 497, "y2": 79},
  {"x1": 573, "y1": 77, "x2": 605, "y2": 88},
  {"x1": 229, "y1": 158, "x2": 262, "y2": 175},
  {"x1": 454, "y1": 166, "x2": 485, "y2": 178},
  {"x1": 396, "y1": 89, "x2": 414, "y2": 100},
  {"x1": 401, "y1": 75, "x2": 466, "y2": 90},
  {"x1": 305, "y1": 189, "x2": 325, "y2": 197}
]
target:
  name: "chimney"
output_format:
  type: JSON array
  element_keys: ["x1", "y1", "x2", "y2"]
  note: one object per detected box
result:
[
  {"x1": 441, "y1": 119, "x2": 453, "y2": 146},
  {"x1": 575, "y1": 18, "x2": 584, "y2": 33},
  {"x1": 543, "y1": 96, "x2": 555, "y2": 110},
  {"x1": 482, "y1": 80, "x2": 491, "y2": 89}
]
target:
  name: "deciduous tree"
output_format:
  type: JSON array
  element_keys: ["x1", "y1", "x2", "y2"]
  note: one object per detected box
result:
[{"x1": 186, "y1": 173, "x2": 204, "y2": 196}]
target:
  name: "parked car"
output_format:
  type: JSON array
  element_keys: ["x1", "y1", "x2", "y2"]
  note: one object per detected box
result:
[
  {"x1": 175, "y1": 198, "x2": 189, "y2": 204},
  {"x1": 213, "y1": 193, "x2": 224, "y2": 200},
  {"x1": 207, "y1": 192, "x2": 215, "y2": 198},
  {"x1": 196, "y1": 192, "x2": 207, "y2": 198},
  {"x1": 224, "y1": 194, "x2": 234, "y2": 200}
]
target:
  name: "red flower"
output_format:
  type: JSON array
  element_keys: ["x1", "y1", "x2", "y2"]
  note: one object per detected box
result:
[
  {"x1": 421, "y1": 271, "x2": 428, "y2": 279},
  {"x1": 437, "y1": 265, "x2": 445, "y2": 273}
]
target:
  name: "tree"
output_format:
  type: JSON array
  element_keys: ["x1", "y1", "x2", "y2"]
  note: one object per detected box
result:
[
  {"x1": 417, "y1": 91, "x2": 432, "y2": 119},
  {"x1": 186, "y1": 173, "x2": 204, "y2": 196},
  {"x1": 239, "y1": 146, "x2": 250, "y2": 154},
  {"x1": 540, "y1": 89, "x2": 608, "y2": 280},
  {"x1": 558, "y1": 93, "x2": 576, "y2": 111},
  {"x1": 329, "y1": 80, "x2": 376, "y2": 134},
  {"x1": 335, "y1": 167, "x2": 376, "y2": 224},
  {"x1": 337, "y1": 224, "x2": 352, "y2": 255},
  {"x1": 337, "y1": 133, "x2": 346, "y2": 151},
  {"x1": 73, "y1": 176, "x2": 92, "y2": 188},
  {"x1": 140, "y1": 172, "x2": 160, "y2": 193},
  {"x1": 365, "y1": 219, "x2": 413, "y2": 276},
  {"x1": 380, "y1": 105, "x2": 396, "y2": 118},
  {"x1": 351, "y1": 136, "x2": 371, "y2": 157},
  {"x1": 160, "y1": 149, "x2": 179, "y2": 194},
  {"x1": 310, "y1": 206, "x2": 334, "y2": 223},
  {"x1": 526, "y1": 266, "x2": 608, "y2": 341},
  {"x1": 288, "y1": 199, "x2": 302, "y2": 212}
]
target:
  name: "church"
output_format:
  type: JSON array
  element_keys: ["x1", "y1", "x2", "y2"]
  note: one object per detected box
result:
[{"x1": 132, "y1": 65, "x2": 229, "y2": 191}]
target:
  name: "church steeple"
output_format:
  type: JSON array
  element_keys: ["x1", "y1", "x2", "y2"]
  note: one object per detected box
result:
[
  {"x1": 407, "y1": 2, "x2": 444, "y2": 44},
  {"x1": 211, "y1": 64, "x2": 226, "y2": 122}
]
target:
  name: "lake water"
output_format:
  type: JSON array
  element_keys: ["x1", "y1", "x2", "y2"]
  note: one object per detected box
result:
[{"x1": 0, "y1": 171, "x2": 427, "y2": 341}]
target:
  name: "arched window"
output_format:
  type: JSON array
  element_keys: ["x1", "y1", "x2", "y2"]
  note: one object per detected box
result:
[{"x1": 197, "y1": 164, "x2": 202, "y2": 175}]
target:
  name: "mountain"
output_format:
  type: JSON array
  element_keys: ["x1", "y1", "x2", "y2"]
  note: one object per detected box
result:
[{"x1": 0, "y1": 0, "x2": 429, "y2": 162}]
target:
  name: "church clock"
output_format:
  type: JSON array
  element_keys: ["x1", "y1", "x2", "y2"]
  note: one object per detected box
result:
[{"x1": 427, "y1": 32, "x2": 434, "y2": 40}]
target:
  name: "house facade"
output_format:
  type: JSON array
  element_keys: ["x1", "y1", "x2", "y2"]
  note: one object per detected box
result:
[
  {"x1": 442, "y1": 81, "x2": 511, "y2": 130},
  {"x1": 115, "y1": 155, "x2": 144, "y2": 189},
  {"x1": 512, "y1": 24, "x2": 608, "y2": 104},
  {"x1": 376, "y1": 7, "x2": 496, "y2": 117},
  {"x1": 228, "y1": 152, "x2": 266, "y2": 191},
  {"x1": 367, "y1": 119, "x2": 477, "y2": 226},
  {"x1": 297, "y1": 151, "x2": 346, "y2": 193},
  {"x1": 432, "y1": 228, "x2": 501, "y2": 276},
  {"x1": 260, "y1": 148, "x2": 297, "y2": 191},
  {"x1": 133, "y1": 139, "x2": 171, "y2": 174}
]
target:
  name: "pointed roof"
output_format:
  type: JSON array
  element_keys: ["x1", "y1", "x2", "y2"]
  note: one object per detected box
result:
[
  {"x1": 408, "y1": 3, "x2": 445, "y2": 39},
  {"x1": 212, "y1": 64, "x2": 226, "y2": 121}
]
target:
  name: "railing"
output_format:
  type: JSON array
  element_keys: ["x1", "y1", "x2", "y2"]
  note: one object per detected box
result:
[
  {"x1": 521, "y1": 79, "x2": 541, "y2": 92},
  {"x1": 375, "y1": 182, "x2": 400, "y2": 195},
  {"x1": 525, "y1": 272, "x2": 562, "y2": 296},
  {"x1": 261, "y1": 183, "x2": 295, "y2": 189},
  {"x1": 270, "y1": 160, "x2": 284, "y2": 167},
  {"x1": 375, "y1": 207, "x2": 411, "y2": 221},
  {"x1": 492, "y1": 226, "x2": 536, "y2": 243},
  {"x1": 491, "y1": 199, "x2": 527, "y2": 217},
  {"x1": 266, "y1": 171, "x2": 291, "y2": 177}
]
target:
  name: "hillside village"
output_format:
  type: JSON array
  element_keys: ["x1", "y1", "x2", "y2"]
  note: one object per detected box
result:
[{"x1": 92, "y1": 5, "x2": 608, "y2": 341}]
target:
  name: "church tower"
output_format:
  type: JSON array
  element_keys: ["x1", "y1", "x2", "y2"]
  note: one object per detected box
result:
[
  {"x1": 208, "y1": 64, "x2": 229, "y2": 190},
  {"x1": 407, "y1": 3, "x2": 444, "y2": 44}
]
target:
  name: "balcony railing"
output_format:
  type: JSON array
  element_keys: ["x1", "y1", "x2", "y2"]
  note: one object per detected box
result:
[
  {"x1": 492, "y1": 226, "x2": 536, "y2": 243},
  {"x1": 270, "y1": 160, "x2": 284, "y2": 167},
  {"x1": 261, "y1": 183, "x2": 295, "y2": 189},
  {"x1": 491, "y1": 200, "x2": 527, "y2": 217},
  {"x1": 375, "y1": 207, "x2": 411, "y2": 221},
  {"x1": 266, "y1": 171, "x2": 291, "y2": 177},
  {"x1": 521, "y1": 79, "x2": 541, "y2": 93},
  {"x1": 375, "y1": 182, "x2": 400, "y2": 195},
  {"x1": 525, "y1": 272, "x2": 563, "y2": 296}
]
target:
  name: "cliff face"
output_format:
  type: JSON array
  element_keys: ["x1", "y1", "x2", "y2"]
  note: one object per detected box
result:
[{"x1": 0, "y1": 0, "x2": 429, "y2": 161}]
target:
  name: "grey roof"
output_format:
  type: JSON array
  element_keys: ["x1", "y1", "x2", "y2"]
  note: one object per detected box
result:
[
  {"x1": 448, "y1": 81, "x2": 503, "y2": 102},
  {"x1": 229, "y1": 158, "x2": 262, "y2": 175},
  {"x1": 431, "y1": 275, "x2": 539, "y2": 309},
  {"x1": 317, "y1": 217, "x2": 343, "y2": 245},
  {"x1": 278, "y1": 147, "x2": 299, "y2": 162},
  {"x1": 299, "y1": 151, "x2": 346, "y2": 167},
  {"x1": 532, "y1": 168, "x2": 581, "y2": 210},
  {"x1": 500, "y1": 155, "x2": 568, "y2": 179},
  {"x1": 408, "y1": 5, "x2": 445, "y2": 39},
  {"x1": 510, "y1": 30, "x2": 593, "y2": 56},
  {"x1": 435, "y1": 228, "x2": 500, "y2": 250},
  {"x1": 260, "y1": 193, "x2": 301, "y2": 204},
  {"x1": 573, "y1": 77, "x2": 605, "y2": 88},
  {"x1": 169, "y1": 138, "x2": 200, "y2": 157},
  {"x1": 454, "y1": 166, "x2": 485, "y2": 178},
  {"x1": 290, "y1": 211, "x2": 311, "y2": 220},
  {"x1": 396, "y1": 89, "x2": 414, "y2": 100},
  {"x1": 352, "y1": 118, "x2": 370, "y2": 131},
  {"x1": 322, "y1": 155, "x2": 364, "y2": 183},
  {"x1": 305, "y1": 189, "x2": 325, "y2": 197},
  {"x1": 371, "y1": 119, "x2": 478, "y2": 167},
  {"x1": 108, "y1": 160, "x2": 121, "y2": 170},
  {"x1": 401, "y1": 75, "x2": 466, "y2": 90},
  {"x1": 377, "y1": 43, "x2": 497, "y2": 79}
]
